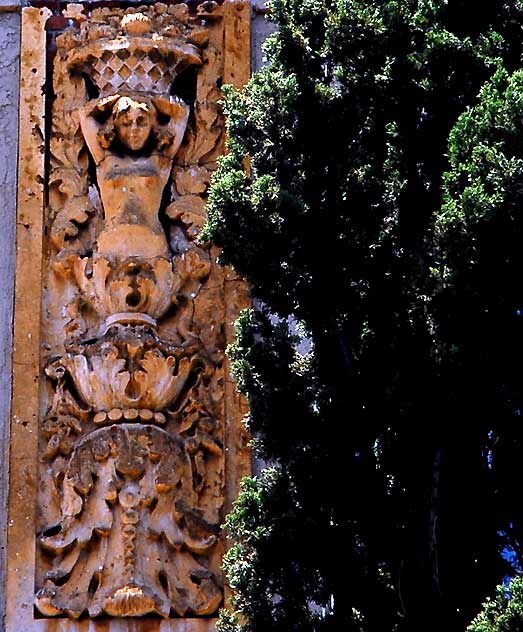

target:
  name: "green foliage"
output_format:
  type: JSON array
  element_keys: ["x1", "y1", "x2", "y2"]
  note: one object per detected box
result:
[
  {"x1": 203, "y1": 0, "x2": 523, "y2": 630},
  {"x1": 216, "y1": 470, "x2": 324, "y2": 632},
  {"x1": 468, "y1": 577, "x2": 523, "y2": 632},
  {"x1": 435, "y1": 69, "x2": 523, "y2": 604},
  {"x1": 438, "y1": 66, "x2": 523, "y2": 283}
]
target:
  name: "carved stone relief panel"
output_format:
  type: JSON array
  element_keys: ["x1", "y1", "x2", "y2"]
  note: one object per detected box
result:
[{"x1": 7, "y1": 3, "x2": 250, "y2": 630}]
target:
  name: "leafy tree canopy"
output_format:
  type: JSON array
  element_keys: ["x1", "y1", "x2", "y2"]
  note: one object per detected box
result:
[
  {"x1": 201, "y1": 1, "x2": 523, "y2": 630},
  {"x1": 467, "y1": 576, "x2": 523, "y2": 632}
]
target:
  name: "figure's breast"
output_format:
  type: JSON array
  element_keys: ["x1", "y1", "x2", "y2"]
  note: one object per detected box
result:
[
  {"x1": 97, "y1": 156, "x2": 167, "y2": 216},
  {"x1": 97, "y1": 155, "x2": 171, "y2": 189},
  {"x1": 105, "y1": 161, "x2": 159, "y2": 180}
]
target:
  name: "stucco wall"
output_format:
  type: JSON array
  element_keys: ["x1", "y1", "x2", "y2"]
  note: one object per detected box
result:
[
  {"x1": 251, "y1": 1, "x2": 275, "y2": 72},
  {"x1": 0, "y1": 6, "x2": 20, "y2": 629}
]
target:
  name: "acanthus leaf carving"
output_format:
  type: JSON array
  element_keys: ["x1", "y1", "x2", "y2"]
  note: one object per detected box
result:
[{"x1": 37, "y1": 425, "x2": 222, "y2": 619}]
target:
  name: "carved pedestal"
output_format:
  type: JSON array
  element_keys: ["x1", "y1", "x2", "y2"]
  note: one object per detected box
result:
[{"x1": 7, "y1": 3, "x2": 250, "y2": 630}]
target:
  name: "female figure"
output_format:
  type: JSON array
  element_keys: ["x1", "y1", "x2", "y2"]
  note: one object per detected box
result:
[{"x1": 79, "y1": 94, "x2": 189, "y2": 260}]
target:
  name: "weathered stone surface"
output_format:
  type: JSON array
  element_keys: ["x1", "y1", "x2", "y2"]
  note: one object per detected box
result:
[
  {"x1": 7, "y1": 3, "x2": 251, "y2": 630},
  {"x1": 6, "y1": 7, "x2": 50, "y2": 630},
  {"x1": 0, "y1": 10, "x2": 20, "y2": 630},
  {"x1": 224, "y1": 0, "x2": 251, "y2": 88}
]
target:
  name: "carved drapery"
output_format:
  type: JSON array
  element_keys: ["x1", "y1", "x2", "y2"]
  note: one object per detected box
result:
[{"x1": 7, "y1": 3, "x2": 250, "y2": 629}]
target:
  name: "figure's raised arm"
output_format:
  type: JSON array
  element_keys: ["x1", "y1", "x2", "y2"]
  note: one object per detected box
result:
[
  {"x1": 78, "y1": 96, "x2": 120, "y2": 164},
  {"x1": 153, "y1": 96, "x2": 190, "y2": 159}
]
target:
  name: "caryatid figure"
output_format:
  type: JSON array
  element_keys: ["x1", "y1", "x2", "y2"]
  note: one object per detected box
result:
[{"x1": 79, "y1": 94, "x2": 189, "y2": 260}]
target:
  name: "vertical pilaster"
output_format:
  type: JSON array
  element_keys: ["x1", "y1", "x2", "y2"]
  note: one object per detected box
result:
[{"x1": 6, "y1": 7, "x2": 50, "y2": 630}]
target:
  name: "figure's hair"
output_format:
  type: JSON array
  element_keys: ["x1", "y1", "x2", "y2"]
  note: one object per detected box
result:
[{"x1": 97, "y1": 96, "x2": 174, "y2": 151}]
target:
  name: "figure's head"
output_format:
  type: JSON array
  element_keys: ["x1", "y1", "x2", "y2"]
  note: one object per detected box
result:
[
  {"x1": 113, "y1": 96, "x2": 153, "y2": 151},
  {"x1": 97, "y1": 95, "x2": 174, "y2": 153}
]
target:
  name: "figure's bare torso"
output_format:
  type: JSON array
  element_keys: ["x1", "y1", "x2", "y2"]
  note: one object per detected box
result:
[
  {"x1": 96, "y1": 153, "x2": 172, "y2": 259},
  {"x1": 78, "y1": 95, "x2": 189, "y2": 260}
]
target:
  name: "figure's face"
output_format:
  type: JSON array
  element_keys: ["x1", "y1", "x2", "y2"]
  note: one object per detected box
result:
[{"x1": 115, "y1": 104, "x2": 152, "y2": 151}]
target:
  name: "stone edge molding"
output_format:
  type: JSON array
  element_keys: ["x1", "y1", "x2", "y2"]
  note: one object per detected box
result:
[
  {"x1": 0, "y1": 0, "x2": 21, "y2": 14},
  {"x1": 6, "y1": 3, "x2": 251, "y2": 630}
]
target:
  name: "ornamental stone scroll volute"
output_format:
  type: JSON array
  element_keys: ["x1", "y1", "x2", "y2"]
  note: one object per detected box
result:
[{"x1": 5, "y1": 3, "x2": 251, "y2": 628}]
